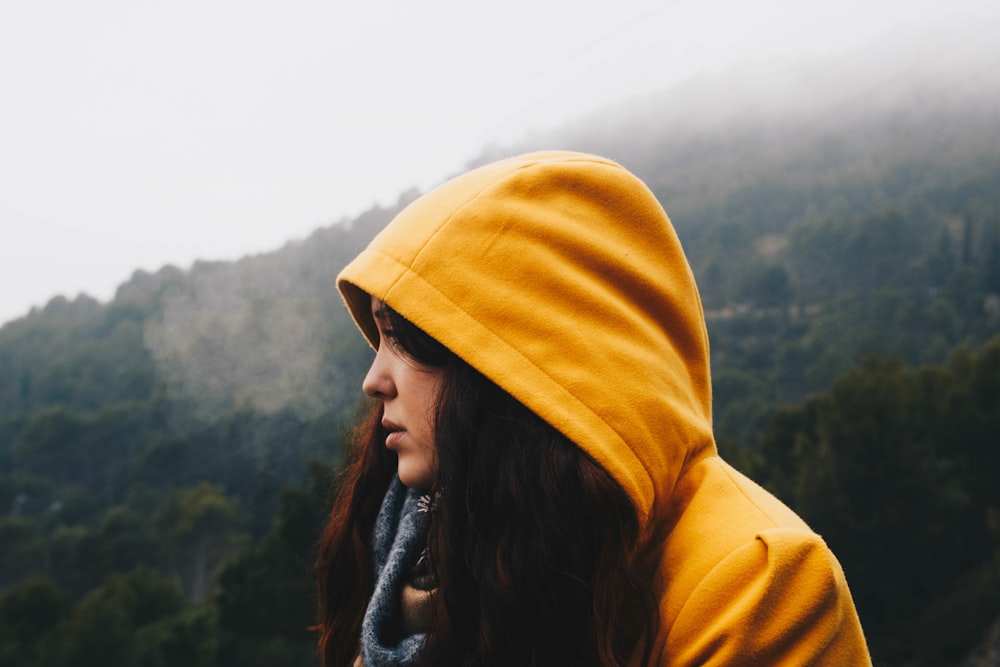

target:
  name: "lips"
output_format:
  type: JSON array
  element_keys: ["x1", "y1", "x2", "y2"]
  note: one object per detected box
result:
[{"x1": 382, "y1": 419, "x2": 404, "y2": 449}]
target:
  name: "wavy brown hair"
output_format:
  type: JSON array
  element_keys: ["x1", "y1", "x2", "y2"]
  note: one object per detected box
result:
[{"x1": 315, "y1": 304, "x2": 656, "y2": 666}]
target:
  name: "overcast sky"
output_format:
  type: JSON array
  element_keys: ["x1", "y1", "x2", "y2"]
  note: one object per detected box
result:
[{"x1": 1, "y1": 0, "x2": 998, "y2": 327}]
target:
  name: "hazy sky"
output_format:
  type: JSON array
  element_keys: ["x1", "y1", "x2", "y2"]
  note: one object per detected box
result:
[{"x1": 1, "y1": 0, "x2": 998, "y2": 327}]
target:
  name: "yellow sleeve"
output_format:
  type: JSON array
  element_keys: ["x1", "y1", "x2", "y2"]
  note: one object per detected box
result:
[{"x1": 662, "y1": 528, "x2": 872, "y2": 666}]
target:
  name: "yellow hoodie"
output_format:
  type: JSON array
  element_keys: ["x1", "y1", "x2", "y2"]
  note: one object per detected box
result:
[{"x1": 337, "y1": 151, "x2": 872, "y2": 665}]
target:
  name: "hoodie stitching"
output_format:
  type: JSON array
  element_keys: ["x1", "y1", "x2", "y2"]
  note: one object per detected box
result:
[
  {"x1": 374, "y1": 154, "x2": 670, "y2": 525},
  {"x1": 714, "y1": 458, "x2": 783, "y2": 530},
  {"x1": 373, "y1": 249, "x2": 656, "y2": 525},
  {"x1": 402, "y1": 156, "x2": 620, "y2": 276}
]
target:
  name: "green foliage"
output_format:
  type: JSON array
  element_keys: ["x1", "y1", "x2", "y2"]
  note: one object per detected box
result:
[
  {"x1": 1, "y1": 80, "x2": 998, "y2": 664},
  {"x1": 56, "y1": 568, "x2": 187, "y2": 667},
  {"x1": 133, "y1": 606, "x2": 219, "y2": 667},
  {"x1": 97, "y1": 506, "x2": 159, "y2": 578},
  {"x1": 214, "y1": 462, "x2": 331, "y2": 667},
  {"x1": 0, "y1": 464, "x2": 330, "y2": 667},
  {"x1": 0, "y1": 576, "x2": 69, "y2": 667},
  {"x1": 0, "y1": 293, "x2": 158, "y2": 415},
  {"x1": 758, "y1": 339, "x2": 1000, "y2": 665},
  {"x1": 154, "y1": 483, "x2": 247, "y2": 603},
  {"x1": 742, "y1": 264, "x2": 793, "y2": 310},
  {"x1": 0, "y1": 516, "x2": 44, "y2": 587}
]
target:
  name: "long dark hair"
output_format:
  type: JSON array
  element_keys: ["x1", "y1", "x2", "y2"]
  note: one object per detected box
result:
[{"x1": 315, "y1": 304, "x2": 656, "y2": 666}]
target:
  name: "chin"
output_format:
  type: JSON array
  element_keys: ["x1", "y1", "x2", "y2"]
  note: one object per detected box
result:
[{"x1": 398, "y1": 466, "x2": 434, "y2": 490}]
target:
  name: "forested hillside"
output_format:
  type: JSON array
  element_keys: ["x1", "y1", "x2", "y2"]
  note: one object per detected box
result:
[
  {"x1": 479, "y1": 52, "x2": 1000, "y2": 447},
  {"x1": 1, "y1": 57, "x2": 999, "y2": 665}
]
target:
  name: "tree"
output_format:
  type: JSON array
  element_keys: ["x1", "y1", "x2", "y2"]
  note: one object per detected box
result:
[
  {"x1": 0, "y1": 516, "x2": 43, "y2": 588},
  {"x1": 758, "y1": 343, "x2": 1000, "y2": 664},
  {"x1": 56, "y1": 568, "x2": 186, "y2": 667},
  {"x1": 133, "y1": 606, "x2": 218, "y2": 667},
  {"x1": 743, "y1": 264, "x2": 794, "y2": 311},
  {"x1": 0, "y1": 575, "x2": 69, "y2": 667},
  {"x1": 214, "y1": 462, "x2": 331, "y2": 667},
  {"x1": 154, "y1": 484, "x2": 247, "y2": 603}
]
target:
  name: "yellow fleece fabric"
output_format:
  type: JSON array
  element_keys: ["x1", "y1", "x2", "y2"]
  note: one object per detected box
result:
[{"x1": 337, "y1": 151, "x2": 872, "y2": 665}]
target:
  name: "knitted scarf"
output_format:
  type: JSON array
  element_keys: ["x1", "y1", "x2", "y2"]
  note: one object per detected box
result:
[{"x1": 359, "y1": 477, "x2": 432, "y2": 666}]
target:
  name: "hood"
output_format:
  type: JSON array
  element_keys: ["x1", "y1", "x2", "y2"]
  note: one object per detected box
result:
[{"x1": 337, "y1": 151, "x2": 715, "y2": 533}]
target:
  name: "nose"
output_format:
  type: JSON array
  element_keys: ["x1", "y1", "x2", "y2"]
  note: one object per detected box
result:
[{"x1": 362, "y1": 346, "x2": 396, "y2": 399}]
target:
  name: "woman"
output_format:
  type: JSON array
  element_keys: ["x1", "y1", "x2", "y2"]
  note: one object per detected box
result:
[{"x1": 315, "y1": 151, "x2": 872, "y2": 666}]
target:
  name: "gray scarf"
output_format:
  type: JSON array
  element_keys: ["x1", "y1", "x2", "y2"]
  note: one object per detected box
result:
[{"x1": 360, "y1": 477, "x2": 432, "y2": 666}]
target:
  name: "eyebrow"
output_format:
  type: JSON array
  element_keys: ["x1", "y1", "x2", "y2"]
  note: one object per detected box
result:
[{"x1": 372, "y1": 303, "x2": 390, "y2": 323}]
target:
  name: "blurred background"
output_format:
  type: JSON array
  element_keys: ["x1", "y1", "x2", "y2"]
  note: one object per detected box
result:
[{"x1": 1, "y1": 1, "x2": 999, "y2": 665}]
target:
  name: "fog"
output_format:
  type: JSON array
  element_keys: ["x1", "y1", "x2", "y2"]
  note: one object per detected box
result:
[{"x1": 1, "y1": 0, "x2": 998, "y2": 327}]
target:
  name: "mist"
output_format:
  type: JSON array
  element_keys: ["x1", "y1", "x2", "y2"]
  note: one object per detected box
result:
[
  {"x1": 2, "y1": 0, "x2": 998, "y2": 328},
  {"x1": 141, "y1": 207, "x2": 393, "y2": 422},
  {"x1": 109, "y1": 18, "x2": 999, "y2": 422}
]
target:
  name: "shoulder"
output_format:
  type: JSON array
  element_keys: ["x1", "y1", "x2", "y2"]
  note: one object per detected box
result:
[{"x1": 653, "y1": 458, "x2": 871, "y2": 666}]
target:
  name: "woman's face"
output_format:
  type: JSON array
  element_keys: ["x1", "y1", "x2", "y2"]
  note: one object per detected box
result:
[{"x1": 362, "y1": 297, "x2": 445, "y2": 489}]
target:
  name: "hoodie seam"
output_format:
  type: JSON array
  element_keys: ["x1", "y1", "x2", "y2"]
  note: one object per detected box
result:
[
  {"x1": 714, "y1": 458, "x2": 784, "y2": 529},
  {"x1": 404, "y1": 156, "x2": 621, "y2": 274},
  {"x1": 372, "y1": 250, "x2": 656, "y2": 526}
]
